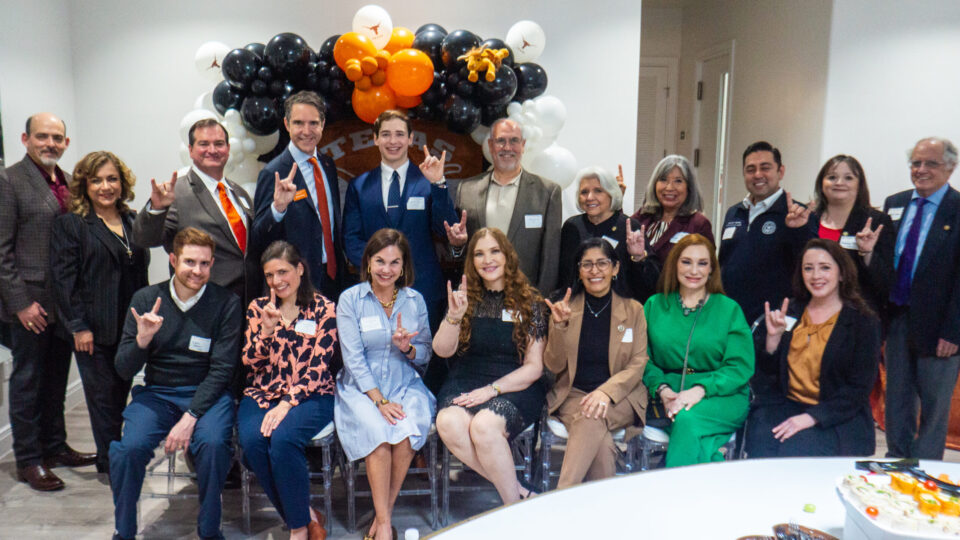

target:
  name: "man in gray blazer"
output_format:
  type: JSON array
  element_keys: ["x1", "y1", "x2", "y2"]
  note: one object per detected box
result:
[
  {"x1": 454, "y1": 118, "x2": 562, "y2": 294},
  {"x1": 133, "y1": 118, "x2": 256, "y2": 303},
  {"x1": 0, "y1": 113, "x2": 96, "y2": 491}
]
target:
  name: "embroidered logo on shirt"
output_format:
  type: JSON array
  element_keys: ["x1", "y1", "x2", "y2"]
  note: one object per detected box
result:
[{"x1": 761, "y1": 221, "x2": 777, "y2": 235}]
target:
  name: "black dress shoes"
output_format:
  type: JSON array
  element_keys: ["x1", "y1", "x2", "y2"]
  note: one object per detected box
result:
[
  {"x1": 16, "y1": 464, "x2": 65, "y2": 491},
  {"x1": 43, "y1": 444, "x2": 97, "y2": 468}
]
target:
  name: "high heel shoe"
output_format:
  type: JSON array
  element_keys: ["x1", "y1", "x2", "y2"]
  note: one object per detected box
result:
[{"x1": 518, "y1": 478, "x2": 541, "y2": 499}]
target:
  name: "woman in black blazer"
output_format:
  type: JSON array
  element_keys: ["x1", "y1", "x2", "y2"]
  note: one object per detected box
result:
[
  {"x1": 50, "y1": 151, "x2": 149, "y2": 474},
  {"x1": 809, "y1": 155, "x2": 894, "y2": 323},
  {"x1": 745, "y1": 239, "x2": 880, "y2": 457}
]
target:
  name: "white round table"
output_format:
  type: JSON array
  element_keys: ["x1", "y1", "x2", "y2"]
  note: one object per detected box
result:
[{"x1": 428, "y1": 458, "x2": 960, "y2": 539}]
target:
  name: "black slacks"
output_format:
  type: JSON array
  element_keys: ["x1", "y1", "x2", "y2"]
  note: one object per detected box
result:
[{"x1": 75, "y1": 343, "x2": 132, "y2": 472}]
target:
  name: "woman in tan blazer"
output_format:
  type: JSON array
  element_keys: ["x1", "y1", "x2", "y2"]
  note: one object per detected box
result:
[{"x1": 544, "y1": 237, "x2": 649, "y2": 488}]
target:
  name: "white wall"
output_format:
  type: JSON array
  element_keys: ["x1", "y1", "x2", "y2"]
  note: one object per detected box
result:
[{"x1": 821, "y1": 0, "x2": 960, "y2": 204}]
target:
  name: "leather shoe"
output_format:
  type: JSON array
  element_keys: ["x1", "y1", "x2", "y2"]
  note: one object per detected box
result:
[
  {"x1": 17, "y1": 464, "x2": 64, "y2": 491},
  {"x1": 308, "y1": 507, "x2": 327, "y2": 540},
  {"x1": 43, "y1": 445, "x2": 97, "y2": 468}
]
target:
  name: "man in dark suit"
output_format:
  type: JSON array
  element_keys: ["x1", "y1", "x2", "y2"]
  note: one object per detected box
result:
[
  {"x1": 343, "y1": 110, "x2": 463, "y2": 328},
  {"x1": 133, "y1": 118, "x2": 256, "y2": 303},
  {"x1": 252, "y1": 90, "x2": 346, "y2": 300},
  {"x1": 884, "y1": 136, "x2": 960, "y2": 459},
  {"x1": 454, "y1": 118, "x2": 562, "y2": 294},
  {"x1": 0, "y1": 113, "x2": 96, "y2": 491}
]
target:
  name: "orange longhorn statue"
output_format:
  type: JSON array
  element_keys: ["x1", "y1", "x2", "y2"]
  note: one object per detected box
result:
[{"x1": 457, "y1": 46, "x2": 511, "y2": 83}]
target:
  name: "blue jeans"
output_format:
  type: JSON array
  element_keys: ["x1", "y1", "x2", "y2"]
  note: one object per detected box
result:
[
  {"x1": 109, "y1": 386, "x2": 235, "y2": 539},
  {"x1": 237, "y1": 393, "x2": 334, "y2": 528}
]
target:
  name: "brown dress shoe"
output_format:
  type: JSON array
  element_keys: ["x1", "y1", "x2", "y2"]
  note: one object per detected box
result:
[
  {"x1": 308, "y1": 507, "x2": 327, "y2": 540},
  {"x1": 17, "y1": 464, "x2": 65, "y2": 491},
  {"x1": 43, "y1": 444, "x2": 97, "y2": 468}
]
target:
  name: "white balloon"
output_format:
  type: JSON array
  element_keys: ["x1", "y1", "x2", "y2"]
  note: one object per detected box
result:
[
  {"x1": 232, "y1": 156, "x2": 263, "y2": 184},
  {"x1": 528, "y1": 144, "x2": 578, "y2": 189},
  {"x1": 193, "y1": 91, "x2": 215, "y2": 113},
  {"x1": 231, "y1": 123, "x2": 247, "y2": 139},
  {"x1": 229, "y1": 137, "x2": 241, "y2": 149},
  {"x1": 521, "y1": 99, "x2": 538, "y2": 116},
  {"x1": 506, "y1": 102, "x2": 522, "y2": 117},
  {"x1": 482, "y1": 140, "x2": 493, "y2": 164},
  {"x1": 178, "y1": 143, "x2": 191, "y2": 166},
  {"x1": 242, "y1": 138, "x2": 256, "y2": 154},
  {"x1": 224, "y1": 108, "x2": 242, "y2": 124},
  {"x1": 353, "y1": 5, "x2": 393, "y2": 49},
  {"x1": 534, "y1": 96, "x2": 567, "y2": 136},
  {"x1": 470, "y1": 125, "x2": 490, "y2": 145},
  {"x1": 250, "y1": 131, "x2": 280, "y2": 154},
  {"x1": 242, "y1": 182, "x2": 258, "y2": 198},
  {"x1": 194, "y1": 41, "x2": 231, "y2": 83},
  {"x1": 224, "y1": 154, "x2": 238, "y2": 175},
  {"x1": 179, "y1": 109, "x2": 218, "y2": 145},
  {"x1": 505, "y1": 21, "x2": 546, "y2": 63}
]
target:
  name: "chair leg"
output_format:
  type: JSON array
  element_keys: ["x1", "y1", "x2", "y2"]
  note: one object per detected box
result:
[
  {"x1": 241, "y1": 465, "x2": 251, "y2": 534},
  {"x1": 167, "y1": 452, "x2": 175, "y2": 494},
  {"x1": 539, "y1": 431, "x2": 553, "y2": 492},
  {"x1": 322, "y1": 441, "x2": 334, "y2": 534},
  {"x1": 428, "y1": 434, "x2": 439, "y2": 530},
  {"x1": 441, "y1": 444, "x2": 451, "y2": 527},
  {"x1": 345, "y1": 458, "x2": 357, "y2": 533},
  {"x1": 640, "y1": 439, "x2": 651, "y2": 471},
  {"x1": 522, "y1": 433, "x2": 533, "y2": 484}
]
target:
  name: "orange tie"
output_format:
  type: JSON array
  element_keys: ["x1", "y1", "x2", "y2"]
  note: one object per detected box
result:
[
  {"x1": 308, "y1": 157, "x2": 337, "y2": 280},
  {"x1": 216, "y1": 182, "x2": 246, "y2": 253}
]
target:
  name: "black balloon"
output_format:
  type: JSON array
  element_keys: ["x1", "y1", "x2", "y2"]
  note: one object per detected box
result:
[
  {"x1": 445, "y1": 70, "x2": 460, "y2": 89},
  {"x1": 480, "y1": 38, "x2": 514, "y2": 68},
  {"x1": 455, "y1": 79, "x2": 474, "y2": 98},
  {"x1": 413, "y1": 102, "x2": 444, "y2": 122},
  {"x1": 444, "y1": 95, "x2": 481, "y2": 134},
  {"x1": 412, "y1": 30, "x2": 446, "y2": 71},
  {"x1": 420, "y1": 72, "x2": 447, "y2": 106},
  {"x1": 481, "y1": 104, "x2": 507, "y2": 127},
  {"x1": 212, "y1": 80, "x2": 245, "y2": 115},
  {"x1": 241, "y1": 96, "x2": 282, "y2": 135},
  {"x1": 305, "y1": 71, "x2": 322, "y2": 91},
  {"x1": 476, "y1": 64, "x2": 518, "y2": 106},
  {"x1": 222, "y1": 48, "x2": 261, "y2": 90},
  {"x1": 326, "y1": 65, "x2": 353, "y2": 104},
  {"x1": 244, "y1": 42, "x2": 266, "y2": 59},
  {"x1": 317, "y1": 34, "x2": 340, "y2": 62},
  {"x1": 251, "y1": 80, "x2": 268, "y2": 96},
  {"x1": 416, "y1": 23, "x2": 447, "y2": 35},
  {"x1": 513, "y1": 62, "x2": 548, "y2": 102},
  {"x1": 264, "y1": 33, "x2": 311, "y2": 80},
  {"x1": 441, "y1": 30, "x2": 481, "y2": 70},
  {"x1": 258, "y1": 66, "x2": 273, "y2": 82},
  {"x1": 269, "y1": 79, "x2": 288, "y2": 97}
]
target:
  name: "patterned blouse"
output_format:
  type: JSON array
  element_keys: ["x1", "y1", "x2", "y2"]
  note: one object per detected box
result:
[{"x1": 243, "y1": 292, "x2": 338, "y2": 408}]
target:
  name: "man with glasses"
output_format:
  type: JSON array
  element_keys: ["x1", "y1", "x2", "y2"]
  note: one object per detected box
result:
[
  {"x1": 454, "y1": 118, "x2": 562, "y2": 294},
  {"x1": 883, "y1": 136, "x2": 960, "y2": 459}
]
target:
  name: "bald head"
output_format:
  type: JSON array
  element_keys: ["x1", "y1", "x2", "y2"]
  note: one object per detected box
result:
[{"x1": 21, "y1": 112, "x2": 69, "y2": 173}]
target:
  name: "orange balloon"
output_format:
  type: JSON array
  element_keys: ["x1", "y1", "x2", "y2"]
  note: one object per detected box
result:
[
  {"x1": 345, "y1": 59, "x2": 363, "y2": 81},
  {"x1": 356, "y1": 75, "x2": 372, "y2": 91},
  {"x1": 333, "y1": 32, "x2": 377, "y2": 70},
  {"x1": 352, "y1": 86, "x2": 397, "y2": 124},
  {"x1": 395, "y1": 93, "x2": 422, "y2": 109},
  {"x1": 384, "y1": 26, "x2": 415, "y2": 55},
  {"x1": 375, "y1": 50, "x2": 391, "y2": 70},
  {"x1": 370, "y1": 70, "x2": 387, "y2": 86},
  {"x1": 387, "y1": 48, "x2": 435, "y2": 97},
  {"x1": 361, "y1": 56, "x2": 378, "y2": 75}
]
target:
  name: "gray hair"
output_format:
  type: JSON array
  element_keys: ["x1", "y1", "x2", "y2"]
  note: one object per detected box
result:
[
  {"x1": 910, "y1": 137, "x2": 958, "y2": 168},
  {"x1": 574, "y1": 166, "x2": 622, "y2": 213},
  {"x1": 639, "y1": 154, "x2": 703, "y2": 216}
]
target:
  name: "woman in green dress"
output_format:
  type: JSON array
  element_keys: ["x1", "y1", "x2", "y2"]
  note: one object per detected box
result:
[{"x1": 643, "y1": 233, "x2": 754, "y2": 467}]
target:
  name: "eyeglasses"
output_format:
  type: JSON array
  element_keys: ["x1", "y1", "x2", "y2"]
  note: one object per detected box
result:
[
  {"x1": 910, "y1": 160, "x2": 945, "y2": 170},
  {"x1": 493, "y1": 137, "x2": 523, "y2": 148},
  {"x1": 578, "y1": 259, "x2": 613, "y2": 272}
]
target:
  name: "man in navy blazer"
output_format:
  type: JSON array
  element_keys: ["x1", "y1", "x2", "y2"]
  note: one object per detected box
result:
[
  {"x1": 342, "y1": 110, "x2": 466, "y2": 329},
  {"x1": 884, "y1": 136, "x2": 960, "y2": 459},
  {"x1": 252, "y1": 91, "x2": 346, "y2": 300}
]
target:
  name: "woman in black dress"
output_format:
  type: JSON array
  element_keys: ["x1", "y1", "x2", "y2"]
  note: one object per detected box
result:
[
  {"x1": 433, "y1": 227, "x2": 547, "y2": 503},
  {"x1": 50, "y1": 151, "x2": 149, "y2": 474}
]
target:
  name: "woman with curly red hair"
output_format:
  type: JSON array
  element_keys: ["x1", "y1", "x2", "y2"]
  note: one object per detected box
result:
[{"x1": 433, "y1": 227, "x2": 547, "y2": 503}]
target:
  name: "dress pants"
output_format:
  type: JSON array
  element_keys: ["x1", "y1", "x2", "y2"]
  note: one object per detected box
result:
[
  {"x1": 109, "y1": 386, "x2": 235, "y2": 539},
  {"x1": 237, "y1": 394, "x2": 334, "y2": 529},
  {"x1": 553, "y1": 387, "x2": 637, "y2": 488},
  {"x1": 663, "y1": 392, "x2": 747, "y2": 467},
  {"x1": 885, "y1": 313, "x2": 960, "y2": 459},
  {"x1": 8, "y1": 322, "x2": 72, "y2": 467},
  {"x1": 75, "y1": 343, "x2": 132, "y2": 472}
]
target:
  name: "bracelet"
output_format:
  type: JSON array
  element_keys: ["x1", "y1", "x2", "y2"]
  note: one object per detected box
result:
[
  {"x1": 630, "y1": 253, "x2": 646, "y2": 262},
  {"x1": 858, "y1": 250, "x2": 872, "y2": 256},
  {"x1": 375, "y1": 397, "x2": 390, "y2": 408},
  {"x1": 490, "y1": 383, "x2": 501, "y2": 396},
  {"x1": 445, "y1": 315, "x2": 462, "y2": 325},
  {"x1": 404, "y1": 344, "x2": 415, "y2": 356},
  {"x1": 656, "y1": 383, "x2": 670, "y2": 396}
]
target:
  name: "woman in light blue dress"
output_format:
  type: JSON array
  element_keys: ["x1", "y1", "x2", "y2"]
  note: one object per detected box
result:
[{"x1": 335, "y1": 228, "x2": 435, "y2": 540}]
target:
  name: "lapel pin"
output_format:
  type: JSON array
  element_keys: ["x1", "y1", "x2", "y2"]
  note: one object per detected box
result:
[
  {"x1": 617, "y1": 324, "x2": 625, "y2": 333},
  {"x1": 612, "y1": 226, "x2": 617, "y2": 232},
  {"x1": 946, "y1": 225, "x2": 952, "y2": 231}
]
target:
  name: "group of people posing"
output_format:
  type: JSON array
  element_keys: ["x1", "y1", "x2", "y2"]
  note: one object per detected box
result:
[{"x1": 2, "y1": 90, "x2": 958, "y2": 540}]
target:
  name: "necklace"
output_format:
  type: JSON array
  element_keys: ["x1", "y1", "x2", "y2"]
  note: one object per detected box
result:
[
  {"x1": 677, "y1": 292, "x2": 707, "y2": 316},
  {"x1": 376, "y1": 287, "x2": 398, "y2": 309},
  {"x1": 585, "y1": 295, "x2": 611, "y2": 318},
  {"x1": 104, "y1": 217, "x2": 133, "y2": 259}
]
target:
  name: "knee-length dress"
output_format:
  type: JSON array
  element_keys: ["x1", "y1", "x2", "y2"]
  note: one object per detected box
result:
[
  {"x1": 335, "y1": 283, "x2": 436, "y2": 462},
  {"x1": 437, "y1": 289, "x2": 547, "y2": 439}
]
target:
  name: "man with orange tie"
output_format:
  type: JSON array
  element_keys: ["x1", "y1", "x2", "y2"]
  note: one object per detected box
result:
[
  {"x1": 252, "y1": 90, "x2": 346, "y2": 300},
  {"x1": 133, "y1": 118, "x2": 257, "y2": 303}
]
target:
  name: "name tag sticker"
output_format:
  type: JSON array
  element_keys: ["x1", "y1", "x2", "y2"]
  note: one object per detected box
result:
[
  {"x1": 669, "y1": 232, "x2": 689, "y2": 244},
  {"x1": 360, "y1": 315, "x2": 382, "y2": 332},
  {"x1": 293, "y1": 189, "x2": 308, "y2": 202},
  {"x1": 785, "y1": 316, "x2": 798, "y2": 332},
  {"x1": 722, "y1": 227, "x2": 737, "y2": 240},
  {"x1": 888, "y1": 207, "x2": 904, "y2": 221},
  {"x1": 406, "y1": 196, "x2": 425, "y2": 210},
  {"x1": 294, "y1": 319, "x2": 317, "y2": 336},
  {"x1": 601, "y1": 235, "x2": 619, "y2": 249},
  {"x1": 839, "y1": 235, "x2": 858, "y2": 250},
  {"x1": 525, "y1": 214, "x2": 543, "y2": 228},
  {"x1": 622, "y1": 328, "x2": 634, "y2": 343},
  {"x1": 189, "y1": 336, "x2": 211, "y2": 353},
  {"x1": 501, "y1": 309, "x2": 518, "y2": 322}
]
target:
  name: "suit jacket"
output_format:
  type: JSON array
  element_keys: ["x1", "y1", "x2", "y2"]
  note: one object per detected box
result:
[
  {"x1": 0, "y1": 156, "x2": 71, "y2": 322},
  {"x1": 132, "y1": 168, "x2": 256, "y2": 302},
  {"x1": 50, "y1": 211, "x2": 149, "y2": 345},
  {"x1": 343, "y1": 163, "x2": 457, "y2": 311},
  {"x1": 543, "y1": 293, "x2": 649, "y2": 421},
  {"x1": 752, "y1": 302, "x2": 880, "y2": 455},
  {"x1": 252, "y1": 149, "x2": 346, "y2": 300},
  {"x1": 883, "y1": 186, "x2": 960, "y2": 356}
]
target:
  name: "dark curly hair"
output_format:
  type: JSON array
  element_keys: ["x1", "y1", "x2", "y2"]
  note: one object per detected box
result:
[{"x1": 69, "y1": 151, "x2": 136, "y2": 216}]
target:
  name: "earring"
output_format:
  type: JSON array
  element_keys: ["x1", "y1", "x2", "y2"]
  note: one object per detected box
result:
[{"x1": 612, "y1": 274, "x2": 618, "y2": 280}]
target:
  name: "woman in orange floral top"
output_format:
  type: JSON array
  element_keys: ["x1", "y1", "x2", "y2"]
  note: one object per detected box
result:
[{"x1": 237, "y1": 240, "x2": 336, "y2": 540}]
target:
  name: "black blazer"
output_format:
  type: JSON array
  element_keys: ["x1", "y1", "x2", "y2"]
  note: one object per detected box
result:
[
  {"x1": 883, "y1": 187, "x2": 960, "y2": 356},
  {"x1": 50, "y1": 211, "x2": 149, "y2": 346},
  {"x1": 752, "y1": 302, "x2": 880, "y2": 456}
]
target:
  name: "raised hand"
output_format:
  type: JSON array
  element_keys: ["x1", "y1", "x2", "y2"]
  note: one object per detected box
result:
[
  {"x1": 260, "y1": 290, "x2": 282, "y2": 337},
  {"x1": 419, "y1": 145, "x2": 447, "y2": 183},
  {"x1": 149, "y1": 172, "x2": 178, "y2": 210},
  {"x1": 855, "y1": 217, "x2": 884, "y2": 255},
  {"x1": 272, "y1": 162, "x2": 298, "y2": 213},
  {"x1": 445, "y1": 210, "x2": 468, "y2": 247},
  {"x1": 391, "y1": 312, "x2": 420, "y2": 353},
  {"x1": 625, "y1": 220, "x2": 647, "y2": 259},
  {"x1": 544, "y1": 288, "x2": 573, "y2": 326},
  {"x1": 132, "y1": 297, "x2": 164, "y2": 349},
  {"x1": 764, "y1": 298, "x2": 790, "y2": 353},
  {"x1": 784, "y1": 192, "x2": 812, "y2": 229},
  {"x1": 616, "y1": 164, "x2": 627, "y2": 194},
  {"x1": 446, "y1": 275, "x2": 469, "y2": 321}
]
